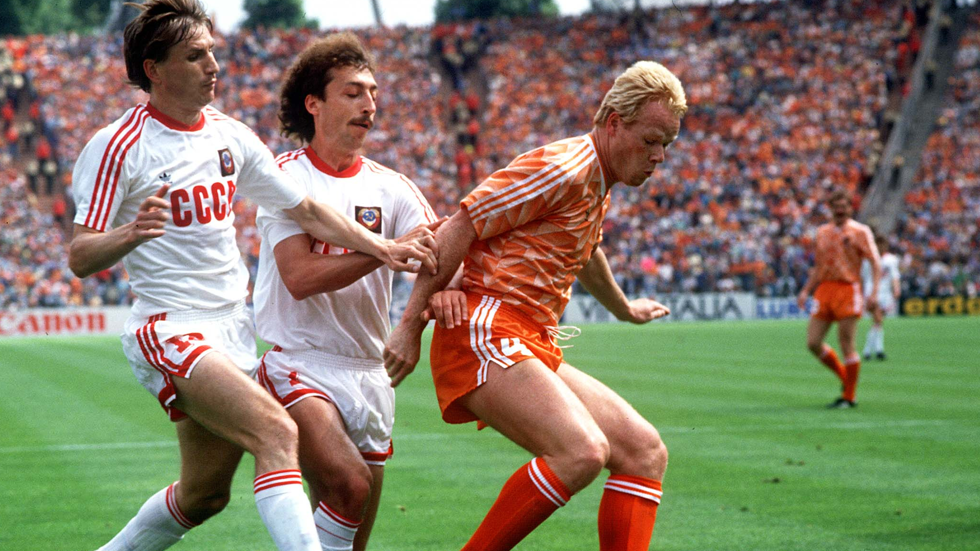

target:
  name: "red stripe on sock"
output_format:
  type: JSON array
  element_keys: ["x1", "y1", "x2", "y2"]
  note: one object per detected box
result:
[
  {"x1": 599, "y1": 475, "x2": 662, "y2": 551},
  {"x1": 165, "y1": 482, "x2": 197, "y2": 529},
  {"x1": 253, "y1": 470, "x2": 303, "y2": 494},
  {"x1": 318, "y1": 502, "x2": 362, "y2": 529}
]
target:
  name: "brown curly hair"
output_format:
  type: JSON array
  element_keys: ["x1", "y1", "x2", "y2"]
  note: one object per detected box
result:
[
  {"x1": 123, "y1": 0, "x2": 213, "y2": 93},
  {"x1": 279, "y1": 32, "x2": 376, "y2": 144}
]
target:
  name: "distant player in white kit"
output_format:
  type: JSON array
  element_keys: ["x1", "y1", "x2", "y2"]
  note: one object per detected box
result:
[
  {"x1": 67, "y1": 2, "x2": 436, "y2": 550},
  {"x1": 862, "y1": 235, "x2": 901, "y2": 360},
  {"x1": 253, "y1": 33, "x2": 447, "y2": 551}
]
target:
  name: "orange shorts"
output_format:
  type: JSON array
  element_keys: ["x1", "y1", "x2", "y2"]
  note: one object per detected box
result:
[
  {"x1": 429, "y1": 293, "x2": 563, "y2": 424},
  {"x1": 811, "y1": 281, "x2": 864, "y2": 321}
]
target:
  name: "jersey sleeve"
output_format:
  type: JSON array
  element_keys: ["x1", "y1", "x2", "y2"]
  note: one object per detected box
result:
[
  {"x1": 235, "y1": 124, "x2": 306, "y2": 212},
  {"x1": 72, "y1": 123, "x2": 137, "y2": 232},
  {"x1": 257, "y1": 207, "x2": 305, "y2": 250},
  {"x1": 390, "y1": 174, "x2": 437, "y2": 238},
  {"x1": 461, "y1": 151, "x2": 567, "y2": 241},
  {"x1": 255, "y1": 157, "x2": 309, "y2": 248}
]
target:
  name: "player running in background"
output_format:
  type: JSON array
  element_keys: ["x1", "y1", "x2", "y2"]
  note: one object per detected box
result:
[
  {"x1": 862, "y1": 235, "x2": 901, "y2": 360},
  {"x1": 252, "y1": 33, "x2": 443, "y2": 551},
  {"x1": 68, "y1": 2, "x2": 435, "y2": 550},
  {"x1": 383, "y1": 61, "x2": 683, "y2": 551},
  {"x1": 797, "y1": 189, "x2": 881, "y2": 409}
]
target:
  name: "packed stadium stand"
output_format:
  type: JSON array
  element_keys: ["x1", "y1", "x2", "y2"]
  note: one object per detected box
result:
[
  {"x1": 1, "y1": 0, "x2": 976, "y2": 309},
  {"x1": 896, "y1": 9, "x2": 980, "y2": 298}
]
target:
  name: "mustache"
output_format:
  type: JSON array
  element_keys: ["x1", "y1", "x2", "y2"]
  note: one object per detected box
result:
[{"x1": 351, "y1": 116, "x2": 374, "y2": 128}]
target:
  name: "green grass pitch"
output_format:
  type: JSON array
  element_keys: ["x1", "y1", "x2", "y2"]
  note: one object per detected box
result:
[{"x1": 1, "y1": 316, "x2": 977, "y2": 550}]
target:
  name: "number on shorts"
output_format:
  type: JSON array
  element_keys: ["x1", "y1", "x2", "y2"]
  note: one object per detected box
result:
[{"x1": 166, "y1": 333, "x2": 205, "y2": 353}]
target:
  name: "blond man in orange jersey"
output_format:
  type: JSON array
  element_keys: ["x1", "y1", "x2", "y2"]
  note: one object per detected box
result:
[
  {"x1": 384, "y1": 61, "x2": 685, "y2": 551},
  {"x1": 797, "y1": 189, "x2": 881, "y2": 409}
]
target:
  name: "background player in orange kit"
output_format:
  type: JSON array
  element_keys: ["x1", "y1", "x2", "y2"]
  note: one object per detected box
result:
[
  {"x1": 797, "y1": 189, "x2": 881, "y2": 409},
  {"x1": 384, "y1": 61, "x2": 684, "y2": 551}
]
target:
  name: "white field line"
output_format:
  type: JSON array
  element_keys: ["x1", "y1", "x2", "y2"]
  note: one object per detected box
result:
[
  {"x1": 659, "y1": 419, "x2": 955, "y2": 434},
  {"x1": 0, "y1": 419, "x2": 955, "y2": 455}
]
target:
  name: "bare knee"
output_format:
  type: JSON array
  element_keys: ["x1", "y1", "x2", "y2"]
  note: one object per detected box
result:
[
  {"x1": 608, "y1": 421, "x2": 668, "y2": 478},
  {"x1": 179, "y1": 486, "x2": 232, "y2": 524},
  {"x1": 551, "y1": 429, "x2": 609, "y2": 491},
  {"x1": 310, "y1": 461, "x2": 373, "y2": 518},
  {"x1": 807, "y1": 339, "x2": 824, "y2": 355},
  {"x1": 649, "y1": 435, "x2": 668, "y2": 477},
  {"x1": 250, "y1": 411, "x2": 299, "y2": 463}
]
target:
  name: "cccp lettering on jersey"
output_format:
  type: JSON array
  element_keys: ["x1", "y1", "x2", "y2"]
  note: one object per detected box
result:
[{"x1": 170, "y1": 180, "x2": 237, "y2": 227}]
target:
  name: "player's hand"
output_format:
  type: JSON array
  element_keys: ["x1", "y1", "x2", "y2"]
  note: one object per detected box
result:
[
  {"x1": 797, "y1": 291, "x2": 808, "y2": 310},
  {"x1": 384, "y1": 325, "x2": 421, "y2": 387},
  {"x1": 620, "y1": 298, "x2": 670, "y2": 324},
  {"x1": 129, "y1": 184, "x2": 170, "y2": 244},
  {"x1": 382, "y1": 220, "x2": 444, "y2": 275},
  {"x1": 422, "y1": 290, "x2": 468, "y2": 329},
  {"x1": 866, "y1": 295, "x2": 878, "y2": 311}
]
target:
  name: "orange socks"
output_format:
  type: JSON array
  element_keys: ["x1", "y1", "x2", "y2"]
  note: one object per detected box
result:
[
  {"x1": 843, "y1": 354, "x2": 861, "y2": 401},
  {"x1": 598, "y1": 475, "x2": 662, "y2": 551},
  {"x1": 461, "y1": 458, "x2": 571, "y2": 551},
  {"x1": 818, "y1": 344, "x2": 846, "y2": 381}
]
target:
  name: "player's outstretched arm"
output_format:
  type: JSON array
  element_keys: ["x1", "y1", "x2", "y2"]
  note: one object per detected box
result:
[
  {"x1": 284, "y1": 196, "x2": 439, "y2": 274},
  {"x1": 273, "y1": 219, "x2": 449, "y2": 300},
  {"x1": 68, "y1": 184, "x2": 171, "y2": 278},
  {"x1": 273, "y1": 235, "x2": 381, "y2": 300},
  {"x1": 384, "y1": 210, "x2": 476, "y2": 387},
  {"x1": 577, "y1": 247, "x2": 670, "y2": 324}
]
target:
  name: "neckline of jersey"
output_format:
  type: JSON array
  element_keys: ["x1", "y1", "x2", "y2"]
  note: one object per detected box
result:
[
  {"x1": 585, "y1": 133, "x2": 608, "y2": 198},
  {"x1": 304, "y1": 146, "x2": 363, "y2": 178},
  {"x1": 145, "y1": 103, "x2": 206, "y2": 132}
]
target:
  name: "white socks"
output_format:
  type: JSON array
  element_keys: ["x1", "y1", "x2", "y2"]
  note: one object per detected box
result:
[
  {"x1": 254, "y1": 470, "x2": 320, "y2": 551},
  {"x1": 313, "y1": 501, "x2": 362, "y2": 551},
  {"x1": 98, "y1": 472, "x2": 320, "y2": 551},
  {"x1": 864, "y1": 326, "x2": 885, "y2": 355},
  {"x1": 97, "y1": 483, "x2": 194, "y2": 551}
]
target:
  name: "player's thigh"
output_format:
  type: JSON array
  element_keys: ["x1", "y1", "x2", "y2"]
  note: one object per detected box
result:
[
  {"x1": 557, "y1": 363, "x2": 663, "y2": 473},
  {"x1": 460, "y1": 358, "x2": 606, "y2": 459},
  {"x1": 289, "y1": 397, "x2": 370, "y2": 494},
  {"x1": 174, "y1": 417, "x2": 244, "y2": 501},
  {"x1": 836, "y1": 317, "x2": 860, "y2": 352},
  {"x1": 172, "y1": 351, "x2": 290, "y2": 452},
  {"x1": 806, "y1": 317, "x2": 833, "y2": 348}
]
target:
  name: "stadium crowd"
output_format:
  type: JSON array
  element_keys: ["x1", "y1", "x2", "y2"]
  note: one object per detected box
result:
[
  {"x1": 1, "y1": 0, "x2": 977, "y2": 310},
  {"x1": 897, "y1": 10, "x2": 980, "y2": 298}
]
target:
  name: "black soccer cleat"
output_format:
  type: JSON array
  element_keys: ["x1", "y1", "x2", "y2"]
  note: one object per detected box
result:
[
  {"x1": 827, "y1": 398, "x2": 857, "y2": 409},
  {"x1": 876, "y1": 352, "x2": 887, "y2": 361}
]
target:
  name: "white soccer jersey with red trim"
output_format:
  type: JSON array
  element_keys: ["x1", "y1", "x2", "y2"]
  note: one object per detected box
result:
[
  {"x1": 72, "y1": 103, "x2": 305, "y2": 316},
  {"x1": 254, "y1": 146, "x2": 436, "y2": 364}
]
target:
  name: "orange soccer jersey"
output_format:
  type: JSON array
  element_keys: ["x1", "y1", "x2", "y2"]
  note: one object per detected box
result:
[
  {"x1": 460, "y1": 134, "x2": 610, "y2": 327},
  {"x1": 813, "y1": 219, "x2": 879, "y2": 284},
  {"x1": 809, "y1": 219, "x2": 879, "y2": 322}
]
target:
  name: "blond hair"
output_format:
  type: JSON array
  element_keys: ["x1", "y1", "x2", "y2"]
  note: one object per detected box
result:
[{"x1": 593, "y1": 61, "x2": 687, "y2": 127}]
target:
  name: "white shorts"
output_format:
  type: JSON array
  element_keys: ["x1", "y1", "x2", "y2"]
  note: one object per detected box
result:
[
  {"x1": 120, "y1": 300, "x2": 258, "y2": 422},
  {"x1": 258, "y1": 347, "x2": 394, "y2": 465},
  {"x1": 867, "y1": 293, "x2": 898, "y2": 316}
]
